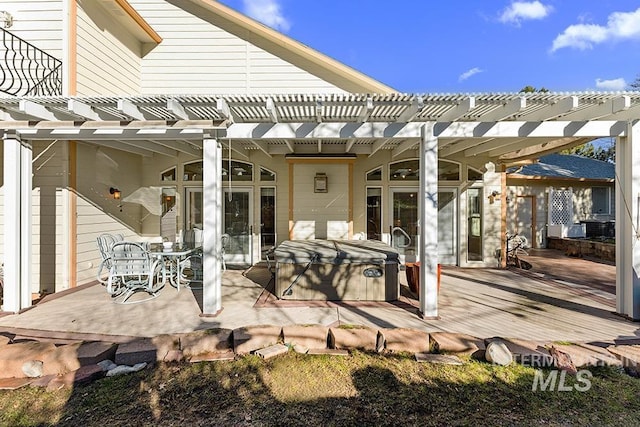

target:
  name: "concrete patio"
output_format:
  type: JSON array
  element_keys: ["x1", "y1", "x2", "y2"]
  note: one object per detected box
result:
[{"x1": 0, "y1": 251, "x2": 636, "y2": 343}]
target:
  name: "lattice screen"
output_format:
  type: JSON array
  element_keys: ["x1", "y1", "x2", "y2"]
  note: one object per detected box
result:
[{"x1": 548, "y1": 189, "x2": 573, "y2": 225}]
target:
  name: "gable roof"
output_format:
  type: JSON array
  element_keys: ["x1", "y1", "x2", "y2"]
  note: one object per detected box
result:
[
  {"x1": 508, "y1": 153, "x2": 614, "y2": 181},
  {"x1": 168, "y1": 0, "x2": 396, "y2": 94}
]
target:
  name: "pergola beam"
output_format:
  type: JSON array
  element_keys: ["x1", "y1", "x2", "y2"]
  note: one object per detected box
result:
[
  {"x1": 357, "y1": 96, "x2": 373, "y2": 122},
  {"x1": 435, "y1": 120, "x2": 626, "y2": 139},
  {"x1": 167, "y1": 98, "x2": 190, "y2": 120},
  {"x1": 438, "y1": 96, "x2": 475, "y2": 122},
  {"x1": 560, "y1": 96, "x2": 630, "y2": 121},
  {"x1": 227, "y1": 122, "x2": 424, "y2": 140},
  {"x1": 464, "y1": 138, "x2": 527, "y2": 157},
  {"x1": 19, "y1": 100, "x2": 75, "y2": 121},
  {"x1": 266, "y1": 98, "x2": 279, "y2": 123},
  {"x1": 368, "y1": 138, "x2": 390, "y2": 157},
  {"x1": 478, "y1": 96, "x2": 526, "y2": 122},
  {"x1": 396, "y1": 97, "x2": 424, "y2": 122},
  {"x1": 391, "y1": 138, "x2": 419, "y2": 158},
  {"x1": 518, "y1": 95, "x2": 578, "y2": 121}
]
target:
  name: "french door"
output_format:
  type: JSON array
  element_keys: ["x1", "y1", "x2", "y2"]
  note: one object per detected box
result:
[{"x1": 223, "y1": 188, "x2": 253, "y2": 265}]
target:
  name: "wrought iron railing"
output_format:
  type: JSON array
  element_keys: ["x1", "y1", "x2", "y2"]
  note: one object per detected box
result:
[{"x1": 0, "y1": 27, "x2": 62, "y2": 96}]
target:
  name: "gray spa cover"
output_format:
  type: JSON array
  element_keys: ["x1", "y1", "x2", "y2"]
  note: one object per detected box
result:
[{"x1": 274, "y1": 240, "x2": 399, "y2": 265}]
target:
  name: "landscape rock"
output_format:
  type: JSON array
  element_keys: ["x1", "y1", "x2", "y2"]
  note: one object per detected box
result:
[
  {"x1": 97, "y1": 359, "x2": 118, "y2": 372},
  {"x1": 233, "y1": 325, "x2": 282, "y2": 355},
  {"x1": 152, "y1": 334, "x2": 181, "y2": 362},
  {"x1": 22, "y1": 360, "x2": 44, "y2": 378},
  {"x1": 485, "y1": 341, "x2": 513, "y2": 366},
  {"x1": 548, "y1": 346, "x2": 578, "y2": 374},
  {"x1": 115, "y1": 338, "x2": 157, "y2": 365},
  {"x1": 181, "y1": 329, "x2": 233, "y2": 357},
  {"x1": 41, "y1": 342, "x2": 82, "y2": 376},
  {"x1": 0, "y1": 377, "x2": 33, "y2": 390},
  {"x1": 379, "y1": 328, "x2": 430, "y2": 354},
  {"x1": 329, "y1": 326, "x2": 378, "y2": 352},
  {"x1": 430, "y1": 332, "x2": 485, "y2": 356},
  {"x1": 106, "y1": 362, "x2": 147, "y2": 377},
  {"x1": 77, "y1": 341, "x2": 117, "y2": 366},
  {"x1": 0, "y1": 341, "x2": 56, "y2": 378},
  {"x1": 255, "y1": 344, "x2": 289, "y2": 359},
  {"x1": 486, "y1": 338, "x2": 553, "y2": 368},
  {"x1": 282, "y1": 325, "x2": 329, "y2": 353},
  {"x1": 0, "y1": 335, "x2": 11, "y2": 346}
]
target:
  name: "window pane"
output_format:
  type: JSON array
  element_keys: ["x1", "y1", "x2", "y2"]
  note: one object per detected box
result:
[
  {"x1": 390, "y1": 160, "x2": 419, "y2": 181},
  {"x1": 366, "y1": 188, "x2": 382, "y2": 240},
  {"x1": 367, "y1": 167, "x2": 382, "y2": 181},
  {"x1": 468, "y1": 167, "x2": 483, "y2": 181},
  {"x1": 468, "y1": 188, "x2": 483, "y2": 261},
  {"x1": 439, "y1": 160, "x2": 460, "y2": 181},
  {"x1": 161, "y1": 168, "x2": 176, "y2": 181},
  {"x1": 260, "y1": 167, "x2": 276, "y2": 181},
  {"x1": 223, "y1": 160, "x2": 253, "y2": 182},
  {"x1": 592, "y1": 187, "x2": 609, "y2": 214},
  {"x1": 183, "y1": 161, "x2": 203, "y2": 181}
]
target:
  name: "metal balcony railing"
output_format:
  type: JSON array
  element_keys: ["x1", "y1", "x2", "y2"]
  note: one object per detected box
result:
[{"x1": 0, "y1": 27, "x2": 62, "y2": 96}]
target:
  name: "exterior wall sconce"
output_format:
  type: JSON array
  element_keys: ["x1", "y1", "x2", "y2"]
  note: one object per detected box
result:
[
  {"x1": 0, "y1": 11, "x2": 13, "y2": 29},
  {"x1": 110, "y1": 187, "x2": 121, "y2": 200},
  {"x1": 314, "y1": 173, "x2": 327, "y2": 193}
]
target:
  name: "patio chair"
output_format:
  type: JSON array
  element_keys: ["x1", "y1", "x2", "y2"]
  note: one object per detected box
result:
[
  {"x1": 96, "y1": 233, "x2": 124, "y2": 291},
  {"x1": 107, "y1": 241, "x2": 163, "y2": 304}
]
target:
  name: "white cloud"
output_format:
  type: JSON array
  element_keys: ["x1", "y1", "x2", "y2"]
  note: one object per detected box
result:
[
  {"x1": 595, "y1": 77, "x2": 627, "y2": 91},
  {"x1": 459, "y1": 67, "x2": 484, "y2": 82},
  {"x1": 242, "y1": 0, "x2": 290, "y2": 32},
  {"x1": 551, "y1": 7, "x2": 640, "y2": 52},
  {"x1": 499, "y1": 1, "x2": 553, "y2": 25}
]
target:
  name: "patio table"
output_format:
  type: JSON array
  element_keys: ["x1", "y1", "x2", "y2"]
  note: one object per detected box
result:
[{"x1": 148, "y1": 243, "x2": 202, "y2": 291}]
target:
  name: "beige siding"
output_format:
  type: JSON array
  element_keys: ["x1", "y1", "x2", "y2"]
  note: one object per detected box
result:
[
  {"x1": 75, "y1": 143, "x2": 145, "y2": 284},
  {"x1": 76, "y1": 1, "x2": 141, "y2": 95},
  {"x1": 31, "y1": 141, "x2": 66, "y2": 294},
  {"x1": 1, "y1": 1, "x2": 64, "y2": 59},
  {"x1": 129, "y1": 0, "x2": 343, "y2": 94},
  {"x1": 0, "y1": 140, "x2": 66, "y2": 294},
  {"x1": 292, "y1": 163, "x2": 349, "y2": 240}
]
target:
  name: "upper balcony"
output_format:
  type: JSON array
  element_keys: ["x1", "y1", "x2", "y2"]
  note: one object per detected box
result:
[{"x1": 0, "y1": 27, "x2": 62, "y2": 97}]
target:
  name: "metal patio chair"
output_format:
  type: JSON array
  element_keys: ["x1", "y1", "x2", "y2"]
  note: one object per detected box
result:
[
  {"x1": 107, "y1": 241, "x2": 163, "y2": 304},
  {"x1": 96, "y1": 233, "x2": 124, "y2": 291}
]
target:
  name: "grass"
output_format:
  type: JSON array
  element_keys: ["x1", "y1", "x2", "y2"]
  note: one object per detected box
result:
[{"x1": 1, "y1": 352, "x2": 640, "y2": 426}]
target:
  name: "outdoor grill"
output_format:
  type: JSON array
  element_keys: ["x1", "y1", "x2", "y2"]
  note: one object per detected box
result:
[{"x1": 273, "y1": 240, "x2": 399, "y2": 301}]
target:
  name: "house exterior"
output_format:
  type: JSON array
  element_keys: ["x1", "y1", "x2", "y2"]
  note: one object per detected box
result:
[
  {"x1": 1, "y1": 0, "x2": 640, "y2": 321},
  {"x1": 507, "y1": 153, "x2": 615, "y2": 248}
]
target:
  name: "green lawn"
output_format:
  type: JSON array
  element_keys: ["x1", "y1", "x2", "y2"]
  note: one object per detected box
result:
[{"x1": 1, "y1": 351, "x2": 639, "y2": 426}]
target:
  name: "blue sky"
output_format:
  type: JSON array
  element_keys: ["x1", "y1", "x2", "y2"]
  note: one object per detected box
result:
[{"x1": 218, "y1": 0, "x2": 640, "y2": 93}]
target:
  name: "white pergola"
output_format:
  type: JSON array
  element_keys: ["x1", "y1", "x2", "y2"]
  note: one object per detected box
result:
[{"x1": 2, "y1": 92, "x2": 639, "y2": 319}]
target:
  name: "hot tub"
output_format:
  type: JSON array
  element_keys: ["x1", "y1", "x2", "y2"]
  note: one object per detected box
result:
[{"x1": 274, "y1": 240, "x2": 399, "y2": 301}]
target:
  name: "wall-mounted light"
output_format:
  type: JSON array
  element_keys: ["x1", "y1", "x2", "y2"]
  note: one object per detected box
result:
[
  {"x1": 314, "y1": 173, "x2": 328, "y2": 193},
  {"x1": 109, "y1": 187, "x2": 121, "y2": 200},
  {"x1": 0, "y1": 11, "x2": 13, "y2": 29},
  {"x1": 488, "y1": 190, "x2": 500, "y2": 204}
]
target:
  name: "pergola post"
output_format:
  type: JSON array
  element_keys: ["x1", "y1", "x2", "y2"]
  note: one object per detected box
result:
[
  {"x1": 616, "y1": 122, "x2": 640, "y2": 320},
  {"x1": 202, "y1": 136, "x2": 223, "y2": 315},
  {"x1": 3, "y1": 133, "x2": 32, "y2": 312},
  {"x1": 419, "y1": 123, "x2": 438, "y2": 318}
]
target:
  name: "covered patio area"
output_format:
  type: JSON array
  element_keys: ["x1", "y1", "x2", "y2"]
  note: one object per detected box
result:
[
  {"x1": 0, "y1": 264, "x2": 636, "y2": 343},
  {"x1": 2, "y1": 92, "x2": 640, "y2": 323}
]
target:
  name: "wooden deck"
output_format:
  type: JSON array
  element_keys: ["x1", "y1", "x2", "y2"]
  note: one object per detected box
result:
[{"x1": 0, "y1": 256, "x2": 636, "y2": 343}]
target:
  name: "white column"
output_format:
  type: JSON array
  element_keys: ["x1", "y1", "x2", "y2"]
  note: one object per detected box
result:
[
  {"x1": 419, "y1": 123, "x2": 439, "y2": 318},
  {"x1": 202, "y1": 136, "x2": 223, "y2": 315},
  {"x1": 3, "y1": 134, "x2": 32, "y2": 312},
  {"x1": 616, "y1": 122, "x2": 640, "y2": 319}
]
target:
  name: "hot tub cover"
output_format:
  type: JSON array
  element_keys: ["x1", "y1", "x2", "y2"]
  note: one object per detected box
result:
[{"x1": 274, "y1": 240, "x2": 399, "y2": 265}]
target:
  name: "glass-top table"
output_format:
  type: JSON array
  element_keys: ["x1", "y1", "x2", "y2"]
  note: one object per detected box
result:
[{"x1": 148, "y1": 243, "x2": 202, "y2": 291}]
